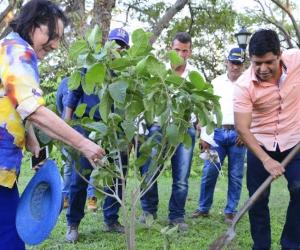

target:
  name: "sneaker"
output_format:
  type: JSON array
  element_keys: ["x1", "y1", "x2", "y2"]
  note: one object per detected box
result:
[
  {"x1": 104, "y1": 222, "x2": 125, "y2": 233},
  {"x1": 170, "y1": 220, "x2": 189, "y2": 231},
  {"x1": 63, "y1": 197, "x2": 69, "y2": 209},
  {"x1": 87, "y1": 197, "x2": 97, "y2": 211},
  {"x1": 65, "y1": 226, "x2": 78, "y2": 243},
  {"x1": 138, "y1": 213, "x2": 158, "y2": 223},
  {"x1": 225, "y1": 213, "x2": 235, "y2": 225},
  {"x1": 189, "y1": 209, "x2": 210, "y2": 219}
]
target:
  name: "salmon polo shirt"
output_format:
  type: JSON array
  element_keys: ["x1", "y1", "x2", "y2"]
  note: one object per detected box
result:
[{"x1": 233, "y1": 49, "x2": 300, "y2": 152}]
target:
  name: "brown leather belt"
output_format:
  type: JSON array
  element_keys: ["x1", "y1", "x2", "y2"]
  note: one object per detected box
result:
[{"x1": 220, "y1": 125, "x2": 235, "y2": 130}]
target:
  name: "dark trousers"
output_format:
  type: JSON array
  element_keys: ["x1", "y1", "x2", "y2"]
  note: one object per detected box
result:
[
  {"x1": 0, "y1": 183, "x2": 25, "y2": 250},
  {"x1": 67, "y1": 128, "x2": 128, "y2": 225},
  {"x1": 247, "y1": 145, "x2": 300, "y2": 250}
]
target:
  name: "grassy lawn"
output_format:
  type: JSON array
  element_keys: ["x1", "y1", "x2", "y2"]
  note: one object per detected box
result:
[{"x1": 18, "y1": 150, "x2": 289, "y2": 250}]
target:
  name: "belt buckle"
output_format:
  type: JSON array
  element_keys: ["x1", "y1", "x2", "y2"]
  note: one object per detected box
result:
[{"x1": 221, "y1": 125, "x2": 234, "y2": 130}]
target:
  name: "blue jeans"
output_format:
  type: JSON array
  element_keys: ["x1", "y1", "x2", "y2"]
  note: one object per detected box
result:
[
  {"x1": 139, "y1": 125, "x2": 196, "y2": 222},
  {"x1": 61, "y1": 147, "x2": 72, "y2": 198},
  {"x1": 61, "y1": 148, "x2": 95, "y2": 199},
  {"x1": 87, "y1": 178, "x2": 95, "y2": 198},
  {"x1": 247, "y1": 145, "x2": 300, "y2": 250},
  {"x1": 103, "y1": 154, "x2": 128, "y2": 224},
  {"x1": 199, "y1": 128, "x2": 246, "y2": 214},
  {"x1": 67, "y1": 129, "x2": 128, "y2": 225}
]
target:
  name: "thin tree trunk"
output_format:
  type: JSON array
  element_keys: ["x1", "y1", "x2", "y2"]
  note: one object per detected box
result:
[{"x1": 91, "y1": 0, "x2": 116, "y2": 45}]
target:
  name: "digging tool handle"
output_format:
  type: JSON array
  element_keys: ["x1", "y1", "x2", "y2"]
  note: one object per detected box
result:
[
  {"x1": 232, "y1": 141, "x2": 300, "y2": 227},
  {"x1": 206, "y1": 142, "x2": 300, "y2": 250}
]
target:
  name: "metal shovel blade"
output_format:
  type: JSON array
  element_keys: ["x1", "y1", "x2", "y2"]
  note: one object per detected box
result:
[
  {"x1": 206, "y1": 227, "x2": 236, "y2": 250},
  {"x1": 206, "y1": 141, "x2": 300, "y2": 250}
]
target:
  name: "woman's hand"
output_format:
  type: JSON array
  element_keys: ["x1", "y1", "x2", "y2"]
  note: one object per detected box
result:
[{"x1": 79, "y1": 138, "x2": 106, "y2": 169}]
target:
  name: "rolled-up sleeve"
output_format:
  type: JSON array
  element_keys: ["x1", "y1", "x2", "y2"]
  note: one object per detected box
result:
[{"x1": 0, "y1": 38, "x2": 44, "y2": 120}]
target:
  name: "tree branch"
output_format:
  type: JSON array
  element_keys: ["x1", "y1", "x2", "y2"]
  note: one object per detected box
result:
[
  {"x1": 271, "y1": 0, "x2": 300, "y2": 48},
  {"x1": 148, "y1": 0, "x2": 188, "y2": 45}
]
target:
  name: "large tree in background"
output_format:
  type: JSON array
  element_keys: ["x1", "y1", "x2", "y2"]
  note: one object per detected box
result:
[
  {"x1": 0, "y1": 0, "x2": 299, "y2": 93},
  {"x1": 239, "y1": 0, "x2": 300, "y2": 49},
  {"x1": 123, "y1": 0, "x2": 238, "y2": 81}
]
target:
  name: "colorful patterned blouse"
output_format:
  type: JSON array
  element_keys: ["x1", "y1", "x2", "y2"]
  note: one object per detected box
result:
[{"x1": 0, "y1": 32, "x2": 45, "y2": 188}]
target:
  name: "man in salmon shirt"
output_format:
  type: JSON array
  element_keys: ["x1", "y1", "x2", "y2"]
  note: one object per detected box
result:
[{"x1": 233, "y1": 29, "x2": 300, "y2": 250}]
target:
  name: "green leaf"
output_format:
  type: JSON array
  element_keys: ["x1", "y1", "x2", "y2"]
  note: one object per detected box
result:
[
  {"x1": 100, "y1": 90, "x2": 113, "y2": 123},
  {"x1": 82, "y1": 168, "x2": 92, "y2": 175},
  {"x1": 125, "y1": 101, "x2": 144, "y2": 121},
  {"x1": 144, "y1": 109, "x2": 155, "y2": 125},
  {"x1": 165, "y1": 225, "x2": 179, "y2": 235},
  {"x1": 74, "y1": 103, "x2": 87, "y2": 118},
  {"x1": 131, "y1": 28, "x2": 145, "y2": 43},
  {"x1": 157, "y1": 109, "x2": 169, "y2": 126},
  {"x1": 129, "y1": 29, "x2": 148, "y2": 57},
  {"x1": 37, "y1": 130, "x2": 51, "y2": 144},
  {"x1": 77, "y1": 52, "x2": 94, "y2": 69},
  {"x1": 135, "y1": 221, "x2": 150, "y2": 233},
  {"x1": 94, "y1": 189, "x2": 105, "y2": 201},
  {"x1": 84, "y1": 122, "x2": 108, "y2": 135},
  {"x1": 68, "y1": 71, "x2": 81, "y2": 90},
  {"x1": 155, "y1": 94, "x2": 167, "y2": 117},
  {"x1": 108, "y1": 81, "x2": 128, "y2": 103},
  {"x1": 110, "y1": 49, "x2": 121, "y2": 59},
  {"x1": 135, "y1": 58, "x2": 147, "y2": 75},
  {"x1": 167, "y1": 50, "x2": 184, "y2": 68},
  {"x1": 166, "y1": 124, "x2": 178, "y2": 147},
  {"x1": 213, "y1": 103, "x2": 223, "y2": 128},
  {"x1": 85, "y1": 63, "x2": 106, "y2": 90},
  {"x1": 69, "y1": 40, "x2": 88, "y2": 59},
  {"x1": 148, "y1": 160, "x2": 158, "y2": 175},
  {"x1": 189, "y1": 71, "x2": 205, "y2": 91},
  {"x1": 90, "y1": 169, "x2": 101, "y2": 178},
  {"x1": 87, "y1": 25, "x2": 102, "y2": 51},
  {"x1": 93, "y1": 49, "x2": 107, "y2": 60},
  {"x1": 81, "y1": 75, "x2": 94, "y2": 95},
  {"x1": 183, "y1": 132, "x2": 192, "y2": 150},
  {"x1": 134, "y1": 154, "x2": 149, "y2": 167},
  {"x1": 89, "y1": 103, "x2": 100, "y2": 120},
  {"x1": 139, "y1": 142, "x2": 153, "y2": 155},
  {"x1": 206, "y1": 121, "x2": 216, "y2": 135},
  {"x1": 146, "y1": 56, "x2": 168, "y2": 80},
  {"x1": 165, "y1": 74, "x2": 186, "y2": 87},
  {"x1": 121, "y1": 121, "x2": 135, "y2": 141},
  {"x1": 109, "y1": 58, "x2": 130, "y2": 71}
]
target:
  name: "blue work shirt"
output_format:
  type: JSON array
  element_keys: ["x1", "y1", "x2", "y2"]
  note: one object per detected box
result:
[
  {"x1": 56, "y1": 77, "x2": 69, "y2": 119},
  {"x1": 65, "y1": 69, "x2": 116, "y2": 121}
]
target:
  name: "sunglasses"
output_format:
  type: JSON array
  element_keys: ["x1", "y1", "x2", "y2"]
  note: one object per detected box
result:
[
  {"x1": 115, "y1": 40, "x2": 127, "y2": 49},
  {"x1": 228, "y1": 60, "x2": 244, "y2": 67}
]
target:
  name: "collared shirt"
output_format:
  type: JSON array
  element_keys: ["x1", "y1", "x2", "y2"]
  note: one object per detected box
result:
[
  {"x1": 233, "y1": 49, "x2": 300, "y2": 151},
  {"x1": 201, "y1": 73, "x2": 237, "y2": 145},
  {"x1": 0, "y1": 32, "x2": 44, "y2": 188}
]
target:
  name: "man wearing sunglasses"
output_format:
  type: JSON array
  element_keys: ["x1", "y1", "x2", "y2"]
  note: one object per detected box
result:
[{"x1": 189, "y1": 48, "x2": 246, "y2": 225}]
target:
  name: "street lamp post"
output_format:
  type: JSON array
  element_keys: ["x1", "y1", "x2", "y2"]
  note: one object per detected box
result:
[{"x1": 234, "y1": 26, "x2": 252, "y2": 50}]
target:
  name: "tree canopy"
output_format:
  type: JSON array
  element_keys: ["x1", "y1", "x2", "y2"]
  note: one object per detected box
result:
[{"x1": 0, "y1": 0, "x2": 299, "y2": 98}]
